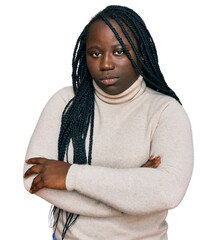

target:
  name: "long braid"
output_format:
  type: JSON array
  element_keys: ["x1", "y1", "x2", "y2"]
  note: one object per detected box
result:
[
  {"x1": 115, "y1": 16, "x2": 169, "y2": 89},
  {"x1": 50, "y1": 23, "x2": 95, "y2": 239},
  {"x1": 51, "y1": 5, "x2": 181, "y2": 239},
  {"x1": 99, "y1": 6, "x2": 180, "y2": 102},
  {"x1": 100, "y1": 14, "x2": 170, "y2": 95},
  {"x1": 118, "y1": 14, "x2": 165, "y2": 81}
]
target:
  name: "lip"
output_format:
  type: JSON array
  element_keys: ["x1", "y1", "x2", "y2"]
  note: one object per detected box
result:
[{"x1": 100, "y1": 76, "x2": 119, "y2": 85}]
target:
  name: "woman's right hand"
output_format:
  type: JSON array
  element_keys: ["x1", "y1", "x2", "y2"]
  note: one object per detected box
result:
[{"x1": 141, "y1": 155, "x2": 161, "y2": 168}]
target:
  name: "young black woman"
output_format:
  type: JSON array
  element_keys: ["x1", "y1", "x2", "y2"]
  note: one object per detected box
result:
[{"x1": 23, "y1": 5, "x2": 193, "y2": 240}]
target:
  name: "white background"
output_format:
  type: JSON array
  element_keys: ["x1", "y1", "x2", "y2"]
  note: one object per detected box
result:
[{"x1": 0, "y1": 0, "x2": 216, "y2": 239}]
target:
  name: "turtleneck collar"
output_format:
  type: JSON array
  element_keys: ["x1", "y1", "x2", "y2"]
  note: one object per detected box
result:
[{"x1": 93, "y1": 75, "x2": 146, "y2": 104}]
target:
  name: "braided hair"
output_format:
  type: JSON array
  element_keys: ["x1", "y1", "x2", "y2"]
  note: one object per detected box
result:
[{"x1": 51, "y1": 5, "x2": 181, "y2": 239}]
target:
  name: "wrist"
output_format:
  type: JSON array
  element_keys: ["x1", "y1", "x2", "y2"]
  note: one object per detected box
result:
[{"x1": 65, "y1": 164, "x2": 80, "y2": 191}]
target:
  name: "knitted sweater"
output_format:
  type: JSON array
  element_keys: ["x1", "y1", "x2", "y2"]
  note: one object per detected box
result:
[{"x1": 24, "y1": 76, "x2": 194, "y2": 240}]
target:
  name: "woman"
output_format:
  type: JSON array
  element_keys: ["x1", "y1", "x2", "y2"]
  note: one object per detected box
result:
[{"x1": 23, "y1": 5, "x2": 193, "y2": 240}]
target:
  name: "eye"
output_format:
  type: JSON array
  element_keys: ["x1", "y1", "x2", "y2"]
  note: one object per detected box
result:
[
  {"x1": 114, "y1": 49, "x2": 124, "y2": 56},
  {"x1": 91, "y1": 51, "x2": 101, "y2": 58}
]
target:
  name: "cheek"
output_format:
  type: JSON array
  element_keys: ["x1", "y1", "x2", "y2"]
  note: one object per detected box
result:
[
  {"x1": 86, "y1": 58, "x2": 97, "y2": 75},
  {"x1": 118, "y1": 58, "x2": 138, "y2": 76},
  {"x1": 117, "y1": 57, "x2": 132, "y2": 69}
]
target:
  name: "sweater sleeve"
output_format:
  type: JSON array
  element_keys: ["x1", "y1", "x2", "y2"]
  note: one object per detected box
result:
[
  {"x1": 23, "y1": 87, "x2": 122, "y2": 218},
  {"x1": 24, "y1": 170, "x2": 122, "y2": 217},
  {"x1": 65, "y1": 101, "x2": 194, "y2": 215}
]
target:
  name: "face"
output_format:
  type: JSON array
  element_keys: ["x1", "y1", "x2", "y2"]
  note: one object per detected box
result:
[{"x1": 86, "y1": 19, "x2": 140, "y2": 95}]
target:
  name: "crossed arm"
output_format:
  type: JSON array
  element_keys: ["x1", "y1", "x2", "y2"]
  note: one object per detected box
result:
[
  {"x1": 23, "y1": 88, "x2": 193, "y2": 217},
  {"x1": 24, "y1": 155, "x2": 161, "y2": 194},
  {"x1": 23, "y1": 88, "x2": 161, "y2": 217},
  {"x1": 23, "y1": 156, "x2": 161, "y2": 217}
]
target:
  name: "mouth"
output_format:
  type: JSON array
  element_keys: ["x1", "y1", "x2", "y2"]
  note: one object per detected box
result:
[{"x1": 100, "y1": 76, "x2": 119, "y2": 85}]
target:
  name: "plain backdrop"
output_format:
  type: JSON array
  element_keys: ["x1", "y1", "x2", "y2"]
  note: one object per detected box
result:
[{"x1": 0, "y1": 0, "x2": 216, "y2": 239}]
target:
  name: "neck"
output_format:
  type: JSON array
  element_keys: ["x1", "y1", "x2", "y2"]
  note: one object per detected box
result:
[{"x1": 93, "y1": 76, "x2": 146, "y2": 104}]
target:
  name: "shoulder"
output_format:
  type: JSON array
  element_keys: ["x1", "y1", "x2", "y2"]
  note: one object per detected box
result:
[
  {"x1": 44, "y1": 86, "x2": 74, "y2": 108},
  {"x1": 145, "y1": 87, "x2": 191, "y2": 128},
  {"x1": 49, "y1": 86, "x2": 74, "y2": 104},
  {"x1": 40, "y1": 86, "x2": 74, "y2": 115},
  {"x1": 145, "y1": 87, "x2": 177, "y2": 106},
  {"x1": 145, "y1": 87, "x2": 184, "y2": 114}
]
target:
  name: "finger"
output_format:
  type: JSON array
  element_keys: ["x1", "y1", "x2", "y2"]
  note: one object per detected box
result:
[
  {"x1": 25, "y1": 158, "x2": 46, "y2": 165},
  {"x1": 23, "y1": 165, "x2": 43, "y2": 178},
  {"x1": 145, "y1": 156, "x2": 159, "y2": 166},
  {"x1": 152, "y1": 157, "x2": 161, "y2": 164},
  {"x1": 152, "y1": 156, "x2": 160, "y2": 161},
  {"x1": 141, "y1": 156, "x2": 161, "y2": 167},
  {"x1": 153, "y1": 160, "x2": 161, "y2": 168},
  {"x1": 142, "y1": 161, "x2": 152, "y2": 167},
  {"x1": 150, "y1": 156, "x2": 161, "y2": 161},
  {"x1": 30, "y1": 174, "x2": 44, "y2": 194},
  {"x1": 142, "y1": 157, "x2": 156, "y2": 167},
  {"x1": 146, "y1": 158, "x2": 161, "y2": 168},
  {"x1": 30, "y1": 174, "x2": 41, "y2": 192}
]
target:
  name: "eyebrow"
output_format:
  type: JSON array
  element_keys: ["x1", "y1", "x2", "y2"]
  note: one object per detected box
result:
[{"x1": 86, "y1": 43, "x2": 130, "y2": 51}]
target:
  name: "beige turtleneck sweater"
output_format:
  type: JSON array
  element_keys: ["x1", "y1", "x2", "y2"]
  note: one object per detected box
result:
[{"x1": 24, "y1": 76, "x2": 194, "y2": 240}]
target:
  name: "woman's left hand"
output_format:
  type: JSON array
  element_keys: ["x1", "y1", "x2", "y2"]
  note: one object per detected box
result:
[
  {"x1": 141, "y1": 155, "x2": 161, "y2": 168},
  {"x1": 24, "y1": 158, "x2": 71, "y2": 194}
]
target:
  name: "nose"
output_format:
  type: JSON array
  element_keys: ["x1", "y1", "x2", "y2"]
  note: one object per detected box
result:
[{"x1": 100, "y1": 54, "x2": 115, "y2": 71}]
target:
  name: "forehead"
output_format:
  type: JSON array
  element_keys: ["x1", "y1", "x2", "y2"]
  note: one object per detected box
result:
[{"x1": 86, "y1": 19, "x2": 136, "y2": 47}]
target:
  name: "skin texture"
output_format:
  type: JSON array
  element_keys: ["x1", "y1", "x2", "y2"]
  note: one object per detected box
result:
[
  {"x1": 24, "y1": 158, "x2": 71, "y2": 194},
  {"x1": 24, "y1": 19, "x2": 161, "y2": 194},
  {"x1": 86, "y1": 19, "x2": 140, "y2": 95}
]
